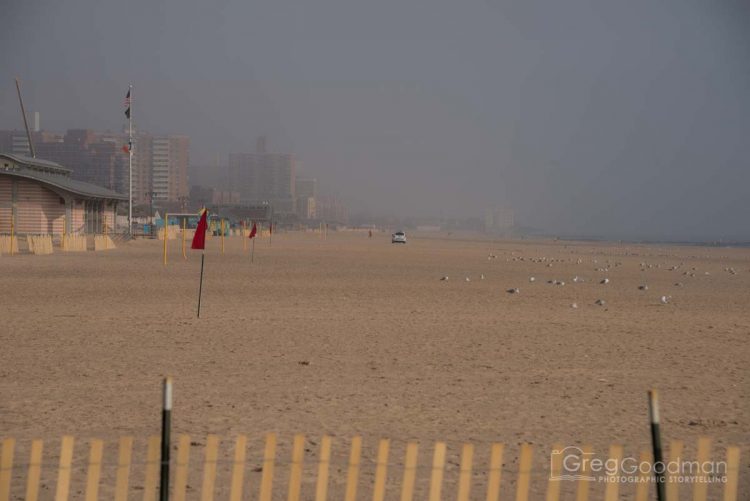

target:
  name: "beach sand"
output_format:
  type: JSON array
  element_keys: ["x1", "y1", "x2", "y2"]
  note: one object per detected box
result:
[{"x1": 1, "y1": 231, "x2": 747, "y2": 499}]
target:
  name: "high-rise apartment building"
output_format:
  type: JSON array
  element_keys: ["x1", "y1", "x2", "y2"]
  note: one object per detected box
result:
[
  {"x1": 0, "y1": 128, "x2": 190, "y2": 205},
  {"x1": 228, "y1": 137, "x2": 296, "y2": 214}
]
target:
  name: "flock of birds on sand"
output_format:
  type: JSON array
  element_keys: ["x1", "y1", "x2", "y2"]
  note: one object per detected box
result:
[{"x1": 437, "y1": 251, "x2": 742, "y2": 308}]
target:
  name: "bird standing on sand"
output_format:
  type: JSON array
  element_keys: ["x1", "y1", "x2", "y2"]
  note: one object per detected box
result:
[
  {"x1": 600, "y1": 278, "x2": 610, "y2": 284},
  {"x1": 507, "y1": 288, "x2": 520, "y2": 294}
]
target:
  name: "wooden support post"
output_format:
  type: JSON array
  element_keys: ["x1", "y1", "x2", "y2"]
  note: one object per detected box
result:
[
  {"x1": 723, "y1": 446, "x2": 740, "y2": 501},
  {"x1": 160, "y1": 378, "x2": 173, "y2": 501},
  {"x1": 603, "y1": 444, "x2": 623, "y2": 501},
  {"x1": 220, "y1": 220, "x2": 225, "y2": 254},
  {"x1": 428, "y1": 442, "x2": 446, "y2": 501},
  {"x1": 287, "y1": 434, "x2": 305, "y2": 501},
  {"x1": 143, "y1": 436, "x2": 161, "y2": 501},
  {"x1": 114, "y1": 437, "x2": 134, "y2": 501},
  {"x1": 0, "y1": 438, "x2": 14, "y2": 501},
  {"x1": 25, "y1": 440, "x2": 43, "y2": 501},
  {"x1": 692, "y1": 437, "x2": 711, "y2": 501},
  {"x1": 634, "y1": 450, "x2": 652, "y2": 501},
  {"x1": 344, "y1": 436, "x2": 362, "y2": 501},
  {"x1": 515, "y1": 443, "x2": 533, "y2": 501},
  {"x1": 163, "y1": 213, "x2": 168, "y2": 266},
  {"x1": 486, "y1": 444, "x2": 505, "y2": 501},
  {"x1": 173, "y1": 435, "x2": 191, "y2": 501},
  {"x1": 201, "y1": 435, "x2": 219, "y2": 501},
  {"x1": 229, "y1": 435, "x2": 247, "y2": 501},
  {"x1": 85, "y1": 439, "x2": 104, "y2": 501},
  {"x1": 457, "y1": 443, "x2": 473, "y2": 501},
  {"x1": 315, "y1": 436, "x2": 332, "y2": 501},
  {"x1": 575, "y1": 445, "x2": 593, "y2": 501},
  {"x1": 400, "y1": 442, "x2": 418, "y2": 501},
  {"x1": 259, "y1": 433, "x2": 277, "y2": 501},
  {"x1": 182, "y1": 218, "x2": 187, "y2": 259},
  {"x1": 55, "y1": 436, "x2": 75, "y2": 501},
  {"x1": 372, "y1": 439, "x2": 390, "y2": 501},
  {"x1": 545, "y1": 444, "x2": 562, "y2": 501},
  {"x1": 666, "y1": 440, "x2": 683, "y2": 501}
]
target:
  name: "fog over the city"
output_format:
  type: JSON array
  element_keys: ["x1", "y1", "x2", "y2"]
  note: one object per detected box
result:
[{"x1": 2, "y1": 0, "x2": 749, "y2": 240}]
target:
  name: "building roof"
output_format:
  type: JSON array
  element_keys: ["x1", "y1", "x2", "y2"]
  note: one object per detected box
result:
[
  {"x1": 0, "y1": 153, "x2": 127, "y2": 201},
  {"x1": 0, "y1": 153, "x2": 72, "y2": 175}
]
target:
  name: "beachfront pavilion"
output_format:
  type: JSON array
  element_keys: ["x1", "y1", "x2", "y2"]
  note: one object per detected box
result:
[{"x1": 0, "y1": 153, "x2": 127, "y2": 235}]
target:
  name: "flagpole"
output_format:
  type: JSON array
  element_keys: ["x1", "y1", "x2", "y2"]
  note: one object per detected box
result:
[
  {"x1": 128, "y1": 84, "x2": 133, "y2": 236},
  {"x1": 197, "y1": 252, "x2": 205, "y2": 318}
]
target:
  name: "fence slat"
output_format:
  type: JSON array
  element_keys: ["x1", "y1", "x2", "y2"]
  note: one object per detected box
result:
[
  {"x1": 315, "y1": 436, "x2": 332, "y2": 501},
  {"x1": 692, "y1": 437, "x2": 711, "y2": 501},
  {"x1": 515, "y1": 443, "x2": 533, "y2": 501},
  {"x1": 143, "y1": 435, "x2": 161, "y2": 501},
  {"x1": 25, "y1": 440, "x2": 43, "y2": 501},
  {"x1": 114, "y1": 437, "x2": 133, "y2": 501},
  {"x1": 603, "y1": 444, "x2": 623, "y2": 501},
  {"x1": 428, "y1": 442, "x2": 446, "y2": 501},
  {"x1": 344, "y1": 436, "x2": 362, "y2": 501},
  {"x1": 723, "y1": 446, "x2": 740, "y2": 501},
  {"x1": 0, "y1": 438, "x2": 14, "y2": 501},
  {"x1": 288, "y1": 434, "x2": 305, "y2": 501},
  {"x1": 545, "y1": 443, "x2": 562, "y2": 501},
  {"x1": 574, "y1": 445, "x2": 592, "y2": 501},
  {"x1": 666, "y1": 440, "x2": 683, "y2": 501},
  {"x1": 634, "y1": 450, "x2": 651, "y2": 501},
  {"x1": 173, "y1": 435, "x2": 191, "y2": 501},
  {"x1": 229, "y1": 435, "x2": 247, "y2": 501},
  {"x1": 372, "y1": 439, "x2": 390, "y2": 501},
  {"x1": 259, "y1": 433, "x2": 277, "y2": 501},
  {"x1": 400, "y1": 442, "x2": 419, "y2": 501},
  {"x1": 201, "y1": 434, "x2": 220, "y2": 501},
  {"x1": 456, "y1": 443, "x2": 474, "y2": 501},
  {"x1": 55, "y1": 436, "x2": 75, "y2": 501},
  {"x1": 85, "y1": 439, "x2": 104, "y2": 501}
]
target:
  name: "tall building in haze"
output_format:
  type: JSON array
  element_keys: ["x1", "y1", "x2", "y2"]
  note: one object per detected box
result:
[{"x1": 228, "y1": 137, "x2": 296, "y2": 214}]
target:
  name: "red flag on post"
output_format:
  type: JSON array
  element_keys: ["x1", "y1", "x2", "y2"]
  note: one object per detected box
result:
[
  {"x1": 191, "y1": 209, "x2": 208, "y2": 250},
  {"x1": 248, "y1": 222, "x2": 257, "y2": 239}
]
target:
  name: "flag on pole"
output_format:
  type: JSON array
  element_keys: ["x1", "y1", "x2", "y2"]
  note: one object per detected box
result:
[
  {"x1": 191, "y1": 209, "x2": 208, "y2": 250},
  {"x1": 248, "y1": 222, "x2": 257, "y2": 239},
  {"x1": 124, "y1": 89, "x2": 131, "y2": 118},
  {"x1": 121, "y1": 144, "x2": 130, "y2": 154}
]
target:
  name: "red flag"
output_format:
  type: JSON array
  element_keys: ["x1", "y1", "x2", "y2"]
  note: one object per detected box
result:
[
  {"x1": 248, "y1": 222, "x2": 257, "y2": 239},
  {"x1": 121, "y1": 145, "x2": 130, "y2": 154},
  {"x1": 191, "y1": 210, "x2": 208, "y2": 250}
]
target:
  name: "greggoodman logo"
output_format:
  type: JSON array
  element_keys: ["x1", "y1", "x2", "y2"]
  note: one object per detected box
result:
[{"x1": 550, "y1": 446, "x2": 728, "y2": 484}]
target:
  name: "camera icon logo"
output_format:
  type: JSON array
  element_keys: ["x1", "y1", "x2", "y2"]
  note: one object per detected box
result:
[{"x1": 550, "y1": 446, "x2": 597, "y2": 481}]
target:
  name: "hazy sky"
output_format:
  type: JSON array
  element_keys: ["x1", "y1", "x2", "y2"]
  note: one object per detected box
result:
[{"x1": 2, "y1": 0, "x2": 749, "y2": 239}]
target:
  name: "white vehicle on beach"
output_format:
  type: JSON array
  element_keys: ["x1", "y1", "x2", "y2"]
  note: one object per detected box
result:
[{"x1": 392, "y1": 231, "x2": 407, "y2": 244}]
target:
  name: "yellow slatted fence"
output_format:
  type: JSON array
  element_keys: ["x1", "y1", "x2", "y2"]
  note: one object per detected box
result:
[{"x1": 0, "y1": 434, "x2": 741, "y2": 501}]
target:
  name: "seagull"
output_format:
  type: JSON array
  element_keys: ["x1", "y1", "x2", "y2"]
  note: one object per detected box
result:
[
  {"x1": 638, "y1": 285, "x2": 649, "y2": 291},
  {"x1": 660, "y1": 295, "x2": 671, "y2": 304},
  {"x1": 571, "y1": 302, "x2": 578, "y2": 309},
  {"x1": 529, "y1": 277, "x2": 536, "y2": 282},
  {"x1": 600, "y1": 278, "x2": 610, "y2": 285},
  {"x1": 465, "y1": 277, "x2": 471, "y2": 282},
  {"x1": 595, "y1": 299, "x2": 606, "y2": 306},
  {"x1": 572, "y1": 276, "x2": 582, "y2": 283},
  {"x1": 480, "y1": 274, "x2": 485, "y2": 280},
  {"x1": 674, "y1": 282, "x2": 683, "y2": 287},
  {"x1": 506, "y1": 288, "x2": 520, "y2": 294},
  {"x1": 440, "y1": 276, "x2": 449, "y2": 281}
]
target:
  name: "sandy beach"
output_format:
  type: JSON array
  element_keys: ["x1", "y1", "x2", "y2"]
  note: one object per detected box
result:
[{"x1": 1, "y1": 231, "x2": 747, "y2": 499}]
